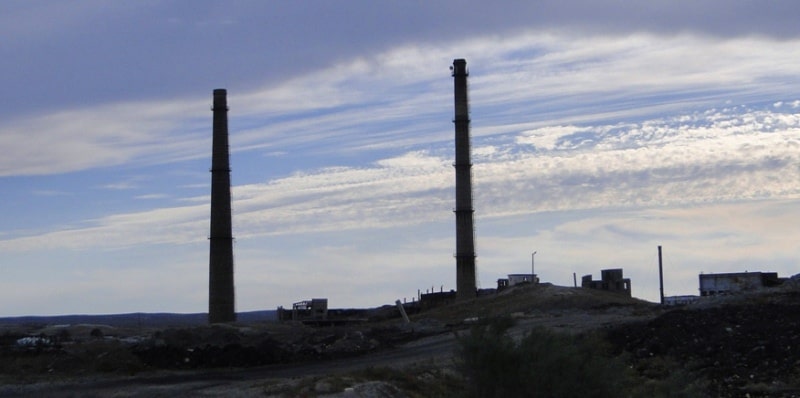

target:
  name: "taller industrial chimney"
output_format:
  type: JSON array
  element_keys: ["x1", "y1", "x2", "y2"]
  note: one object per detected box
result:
[
  {"x1": 208, "y1": 88, "x2": 236, "y2": 323},
  {"x1": 452, "y1": 59, "x2": 477, "y2": 300}
]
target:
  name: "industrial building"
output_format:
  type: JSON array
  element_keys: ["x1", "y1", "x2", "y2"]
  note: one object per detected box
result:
[
  {"x1": 507, "y1": 273, "x2": 538, "y2": 286},
  {"x1": 277, "y1": 298, "x2": 329, "y2": 321},
  {"x1": 277, "y1": 298, "x2": 407, "y2": 326},
  {"x1": 662, "y1": 271, "x2": 787, "y2": 305},
  {"x1": 699, "y1": 271, "x2": 784, "y2": 296},
  {"x1": 581, "y1": 269, "x2": 632, "y2": 297},
  {"x1": 497, "y1": 274, "x2": 539, "y2": 290}
]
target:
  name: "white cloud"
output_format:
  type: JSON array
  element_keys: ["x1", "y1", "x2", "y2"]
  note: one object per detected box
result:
[
  {"x1": 2, "y1": 103, "x2": 798, "y2": 257},
  {"x1": 31, "y1": 190, "x2": 71, "y2": 197},
  {"x1": 3, "y1": 28, "x2": 800, "y2": 313},
  {"x1": 102, "y1": 182, "x2": 139, "y2": 191},
  {"x1": 3, "y1": 31, "x2": 799, "y2": 178},
  {"x1": 0, "y1": 204, "x2": 208, "y2": 252},
  {"x1": 0, "y1": 99, "x2": 209, "y2": 176},
  {"x1": 135, "y1": 193, "x2": 169, "y2": 200},
  {"x1": 517, "y1": 126, "x2": 586, "y2": 150}
]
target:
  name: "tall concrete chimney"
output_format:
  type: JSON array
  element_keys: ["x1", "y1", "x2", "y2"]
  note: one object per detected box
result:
[
  {"x1": 208, "y1": 88, "x2": 236, "y2": 323},
  {"x1": 452, "y1": 59, "x2": 477, "y2": 300}
]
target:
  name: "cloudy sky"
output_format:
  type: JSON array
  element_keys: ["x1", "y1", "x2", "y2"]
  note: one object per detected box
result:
[{"x1": 2, "y1": 1, "x2": 800, "y2": 316}]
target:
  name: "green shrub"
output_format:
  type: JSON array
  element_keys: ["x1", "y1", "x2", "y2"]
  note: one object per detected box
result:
[{"x1": 456, "y1": 317, "x2": 627, "y2": 398}]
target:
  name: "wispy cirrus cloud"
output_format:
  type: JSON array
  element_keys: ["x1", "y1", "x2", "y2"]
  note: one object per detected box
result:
[
  {"x1": 0, "y1": 99, "x2": 209, "y2": 176},
  {"x1": 135, "y1": 193, "x2": 170, "y2": 200},
  {"x1": 2, "y1": 102, "x2": 797, "y2": 255},
  {"x1": 3, "y1": 32, "x2": 798, "y2": 179},
  {"x1": 2, "y1": 29, "x2": 799, "y2": 313}
]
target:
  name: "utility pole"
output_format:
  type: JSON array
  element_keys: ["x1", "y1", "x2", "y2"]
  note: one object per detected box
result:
[{"x1": 658, "y1": 245, "x2": 664, "y2": 305}]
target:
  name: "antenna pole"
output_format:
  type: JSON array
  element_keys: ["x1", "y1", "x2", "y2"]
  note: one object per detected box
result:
[{"x1": 658, "y1": 245, "x2": 664, "y2": 305}]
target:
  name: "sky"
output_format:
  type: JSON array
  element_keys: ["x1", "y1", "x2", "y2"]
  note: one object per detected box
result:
[{"x1": 2, "y1": 1, "x2": 800, "y2": 316}]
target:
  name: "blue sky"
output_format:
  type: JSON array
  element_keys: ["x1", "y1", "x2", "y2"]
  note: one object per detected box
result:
[{"x1": 2, "y1": 1, "x2": 800, "y2": 316}]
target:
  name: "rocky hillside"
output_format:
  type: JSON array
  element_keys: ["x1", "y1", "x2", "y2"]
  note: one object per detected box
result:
[{"x1": 606, "y1": 285, "x2": 800, "y2": 397}]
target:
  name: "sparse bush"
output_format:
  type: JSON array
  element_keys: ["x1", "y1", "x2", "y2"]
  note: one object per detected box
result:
[
  {"x1": 55, "y1": 328, "x2": 72, "y2": 343},
  {"x1": 89, "y1": 341, "x2": 145, "y2": 373},
  {"x1": 355, "y1": 366, "x2": 464, "y2": 398},
  {"x1": 623, "y1": 356, "x2": 708, "y2": 397},
  {"x1": 455, "y1": 317, "x2": 520, "y2": 397},
  {"x1": 456, "y1": 317, "x2": 628, "y2": 398}
]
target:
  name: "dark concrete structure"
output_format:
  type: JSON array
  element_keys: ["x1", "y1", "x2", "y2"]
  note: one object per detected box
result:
[
  {"x1": 582, "y1": 268, "x2": 632, "y2": 297},
  {"x1": 276, "y1": 299, "x2": 390, "y2": 326},
  {"x1": 208, "y1": 89, "x2": 236, "y2": 323},
  {"x1": 420, "y1": 290, "x2": 457, "y2": 310},
  {"x1": 452, "y1": 59, "x2": 477, "y2": 300},
  {"x1": 288, "y1": 298, "x2": 329, "y2": 321}
]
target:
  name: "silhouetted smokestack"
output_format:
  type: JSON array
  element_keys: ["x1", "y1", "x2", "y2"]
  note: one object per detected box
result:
[
  {"x1": 208, "y1": 88, "x2": 236, "y2": 323},
  {"x1": 452, "y1": 59, "x2": 477, "y2": 300}
]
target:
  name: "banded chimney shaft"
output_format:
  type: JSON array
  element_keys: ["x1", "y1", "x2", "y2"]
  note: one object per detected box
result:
[
  {"x1": 452, "y1": 59, "x2": 477, "y2": 300},
  {"x1": 208, "y1": 89, "x2": 236, "y2": 323}
]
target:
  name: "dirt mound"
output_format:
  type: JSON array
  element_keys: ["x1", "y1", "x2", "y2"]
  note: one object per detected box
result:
[
  {"x1": 416, "y1": 283, "x2": 653, "y2": 325},
  {"x1": 607, "y1": 290, "x2": 800, "y2": 397}
]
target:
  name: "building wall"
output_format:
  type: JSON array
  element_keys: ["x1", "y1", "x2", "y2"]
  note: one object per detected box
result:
[
  {"x1": 581, "y1": 268, "x2": 632, "y2": 297},
  {"x1": 420, "y1": 291, "x2": 456, "y2": 309},
  {"x1": 508, "y1": 274, "x2": 538, "y2": 286},
  {"x1": 699, "y1": 272, "x2": 781, "y2": 296},
  {"x1": 663, "y1": 295, "x2": 700, "y2": 306}
]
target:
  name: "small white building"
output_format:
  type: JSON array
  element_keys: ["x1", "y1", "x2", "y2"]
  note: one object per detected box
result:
[
  {"x1": 507, "y1": 273, "x2": 539, "y2": 286},
  {"x1": 663, "y1": 295, "x2": 700, "y2": 306}
]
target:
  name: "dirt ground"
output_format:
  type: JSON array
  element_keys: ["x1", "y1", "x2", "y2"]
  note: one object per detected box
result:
[
  {"x1": 606, "y1": 287, "x2": 800, "y2": 397},
  {"x1": 2, "y1": 282, "x2": 799, "y2": 397}
]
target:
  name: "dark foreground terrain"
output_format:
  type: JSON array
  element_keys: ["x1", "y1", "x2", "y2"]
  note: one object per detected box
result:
[
  {"x1": 609, "y1": 290, "x2": 800, "y2": 397},
  {"x1": 1, "y1": 283, "x2": 799, "y2": 397}
]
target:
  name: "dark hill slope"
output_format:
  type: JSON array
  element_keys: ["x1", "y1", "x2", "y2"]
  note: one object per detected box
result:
[{"x1": 607, "y1": 287, "x2": 800, "y2": 397}]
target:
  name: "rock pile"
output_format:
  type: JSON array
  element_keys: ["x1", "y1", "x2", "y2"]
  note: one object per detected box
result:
[{"x1": 608, "y1": 291, "x2": 800, "y2": 397}]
